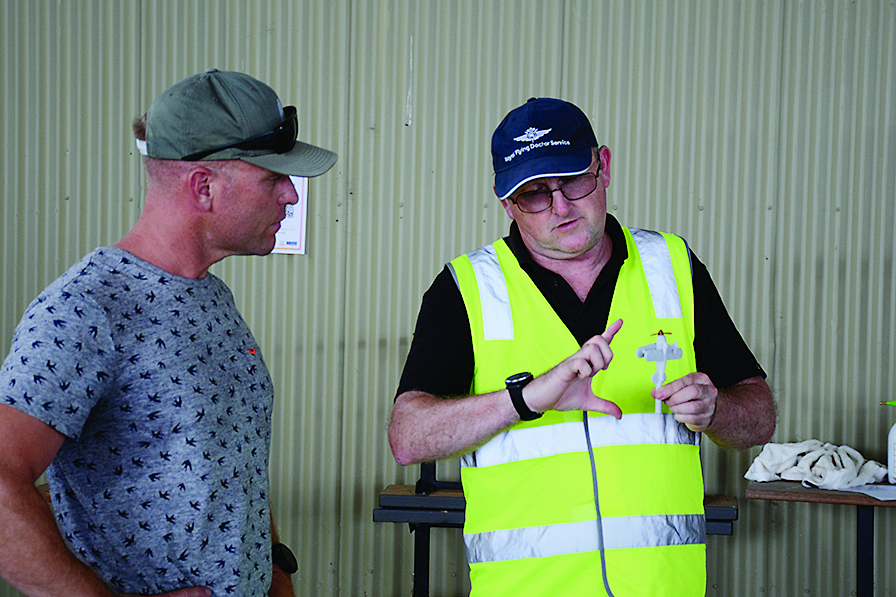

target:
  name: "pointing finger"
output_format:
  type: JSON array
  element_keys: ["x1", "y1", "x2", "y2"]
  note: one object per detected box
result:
[{"x1": 602, "y1": 318, "x2": 623, "y2": 342}]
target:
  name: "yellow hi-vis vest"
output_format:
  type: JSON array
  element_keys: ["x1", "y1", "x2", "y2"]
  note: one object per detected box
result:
[{"x1": 448, "y1": 226, "x2": 705, "y2": 597}]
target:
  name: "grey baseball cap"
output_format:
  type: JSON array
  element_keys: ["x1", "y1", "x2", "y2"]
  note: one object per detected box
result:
[{"x1": 141, "y1": 68, "x2": 337, "y2": 177}]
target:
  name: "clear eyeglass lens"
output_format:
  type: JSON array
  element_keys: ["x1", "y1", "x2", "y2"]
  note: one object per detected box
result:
[
  {"x1": 514, "y1": 173, "x2": 597, "y2": 213},
  {"x1": 515, "y1": 190, "x2": 552, "y2": 213},
  {"x1": 561, "y1": 173, "x2": 597, "y2": 199}
]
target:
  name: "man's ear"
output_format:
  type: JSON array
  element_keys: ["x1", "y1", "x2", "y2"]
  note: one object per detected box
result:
[
  {"x1": 499, "y1": 198, "x2": 516, "y2": 220},
  {"x1": 495, "y1": 183, "x2": 518, "y2": 219},
  {"x1": 598, "y1": 145, "x2": 611, "y2": 188},
  {"x1": 188, "y1": 167, "x2": 215, "y2": 211}
]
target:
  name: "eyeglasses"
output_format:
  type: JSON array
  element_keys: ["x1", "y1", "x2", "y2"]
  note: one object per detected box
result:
[
  {"x1": 508, "y1": 169, "x2": 601, "y2": 214},
  {"x1": 181, "y1": 106, "x2": 298, "y2": 161}
]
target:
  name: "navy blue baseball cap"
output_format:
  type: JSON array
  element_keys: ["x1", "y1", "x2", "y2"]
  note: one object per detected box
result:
[{"x1": 491, "y1": 98, "x2": 598, "y2": 199}]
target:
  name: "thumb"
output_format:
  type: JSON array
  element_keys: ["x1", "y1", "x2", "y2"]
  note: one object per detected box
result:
[{"x1": 584, "y1": 395, "x2": 623, "y2": 419}]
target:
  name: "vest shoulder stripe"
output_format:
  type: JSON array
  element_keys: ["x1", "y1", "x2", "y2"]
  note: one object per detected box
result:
[
  {"x1": 466, "y1": 244, "x2": 514, "y2": 341},
  {"x1": 629, "y1": 228, "x2": 683, "y2": 319},
  {"x1": 464, "y1": 513, "x2": 706, "y2": 564}
]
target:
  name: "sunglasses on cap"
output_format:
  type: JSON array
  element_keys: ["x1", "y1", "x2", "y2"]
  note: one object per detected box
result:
[{"x1": 181, "y1": 106, "x2": 298, "y2": 161}]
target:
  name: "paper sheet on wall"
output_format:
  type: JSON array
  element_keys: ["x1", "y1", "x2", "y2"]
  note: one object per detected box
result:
[{"x1": 273, "y1": 176, "x2": 308, "y2": 254}]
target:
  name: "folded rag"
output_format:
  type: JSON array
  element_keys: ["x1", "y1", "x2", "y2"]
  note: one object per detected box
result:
[{"x1": 744, "y1": 439, "x2": 887, "y2": 490}]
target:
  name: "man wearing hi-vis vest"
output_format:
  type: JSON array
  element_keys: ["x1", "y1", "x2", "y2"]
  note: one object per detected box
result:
[{"x1": 389, "y1": 97, "x2": 776, "y2": 596}]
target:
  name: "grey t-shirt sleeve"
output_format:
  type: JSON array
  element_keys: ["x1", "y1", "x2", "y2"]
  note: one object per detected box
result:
[{"x1": 1, "y1": 284, "x2": 116, "y2": 439}]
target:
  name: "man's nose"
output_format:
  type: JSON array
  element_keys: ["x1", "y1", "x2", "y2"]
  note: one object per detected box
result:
[
  {"x1": 281, "y1": 177, "x2": 300, "y2": 205},
  {"x1": 550, "y1": 188, "x2": 572, "y2": 215}
]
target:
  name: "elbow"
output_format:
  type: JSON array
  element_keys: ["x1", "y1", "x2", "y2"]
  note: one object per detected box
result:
[
  {"x1": 388, "y1": 392, "x2": 429, "y2": 466},
  {"x1": 737, "y1": 378, "x2": 777, "y2": 448},
  {"x1": 738, "y1": 405, "x2": 777, "y2": 450},
  {"x1": 754, "y1": 385, "x2": 778, "y2": 446},
  {"x1": 387, "y1": 406, "x2": 419, "y2": 467},
  {"x1": 737, "y1": 399, "x2": 777, "y2": 450},
  {"x1": 391, "y1": 450, "x2": 417, "y2": 468},
  {"x1": 757, "y1": 411, "x2": 777, "y2": 446},
  {"x1": 388, "y1": 428, "x2": 418, "y2": 467}
]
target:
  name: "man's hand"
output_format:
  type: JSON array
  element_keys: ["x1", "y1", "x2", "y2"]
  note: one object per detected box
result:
[
  {"x1": 651, "y1": 371, "x2": 718, "y2": 432},
  {"x1": 652, "y1": 373, "x2": 776, "y2": 450},
  {"x1": 268, "y1": 566, "x2": 295, "y2": 596},
  {"x1": 523, "y1": 319, "x2": 624, "y2": 418},
  {"x1": 389, "y1": 320, "x2": 625, "y2": 465}
]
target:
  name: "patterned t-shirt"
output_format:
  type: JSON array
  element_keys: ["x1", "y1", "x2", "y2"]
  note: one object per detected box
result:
[{"x1": 1, "y1": 247, "x2": 274, "y2": 595}]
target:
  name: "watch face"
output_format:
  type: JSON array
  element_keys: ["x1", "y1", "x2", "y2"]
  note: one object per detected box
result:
[
  {"x1": 273, "y1": 543, "x2": 298, "y2": 574},
  {"x1": 505, "y1": 371, "x2": 532, "y2": 386}
]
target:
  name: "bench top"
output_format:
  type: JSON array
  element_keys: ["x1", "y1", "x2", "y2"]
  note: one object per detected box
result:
[{"x1": 375, "y1": 484, "x2": 738, "y2": 523}]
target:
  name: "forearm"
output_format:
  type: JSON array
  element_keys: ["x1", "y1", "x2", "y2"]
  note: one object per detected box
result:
[
  {"x1": 389, "y1": 326, "x2": 627, "y2": 465},
  {"x1": 706, "y1": 376, "x2": 776, "y2": 450},
  {"x1": 0, "y1": 479, "x2": 113, "y2": 597},
  {"x1": 388, "y1": 389, "x2": 518, "y2": 466}
]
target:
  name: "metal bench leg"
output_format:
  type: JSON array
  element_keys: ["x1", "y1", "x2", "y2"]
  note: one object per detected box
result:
[
  {"x1": 411, "y1": 523, "x2": 431, "y2": 597},
  {"x1": 856, "y1": 505, "x2": 873, "y2": 597}
]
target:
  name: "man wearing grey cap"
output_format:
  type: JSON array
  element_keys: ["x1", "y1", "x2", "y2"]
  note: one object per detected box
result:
[
  {"x1": 0, "y1": 69, "x2": 335, "y2": 596},
  {"x1": 389, "y1": 98, "x2": 775, "y2": 596}
]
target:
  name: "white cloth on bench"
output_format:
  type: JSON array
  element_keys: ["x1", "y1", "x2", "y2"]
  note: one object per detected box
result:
[{"x1": 745, "y1": 439, "x2": 887, "y2": 490}]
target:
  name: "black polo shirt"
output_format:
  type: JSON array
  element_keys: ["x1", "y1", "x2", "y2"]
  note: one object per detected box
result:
[{"x1": 396, "y1": 215, "x2": 765, "y2": 398}]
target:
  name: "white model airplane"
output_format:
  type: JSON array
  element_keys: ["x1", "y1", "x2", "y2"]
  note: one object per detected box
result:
[{"x1": 636, "y1": 331, "x2": 683, "y2": 413}]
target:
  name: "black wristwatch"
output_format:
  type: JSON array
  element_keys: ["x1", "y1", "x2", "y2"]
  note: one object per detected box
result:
[
  {"x1": 505, "y1": 372, "x2": 541, "y2": 421},
  {"x1": 272, "y1": 542, "x2": 298, "y2": 575}
]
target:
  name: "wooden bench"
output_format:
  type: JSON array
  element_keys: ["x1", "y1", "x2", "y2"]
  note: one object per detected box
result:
[{"x1": 374, "y1": 463, "x2": 738, "y2": 596}]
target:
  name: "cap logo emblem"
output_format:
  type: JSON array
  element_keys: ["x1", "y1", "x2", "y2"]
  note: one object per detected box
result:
[{"x1": 513, "y1": 127, "x2": 551, "y2": 143}]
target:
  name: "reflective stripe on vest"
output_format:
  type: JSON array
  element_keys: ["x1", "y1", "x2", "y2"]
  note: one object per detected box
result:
[
  {"x1": 468, "y1": 244, "x2": 514, "y2": 341},
  {"x1": 630, "y1": 228, "x2": 685, "y2": 319},
  {"x1": 466, "y1": 512, "x2": 706, "y2": 564},
  {"x1": 462, "y1": 412, "x2": 697, "y2": 469}
]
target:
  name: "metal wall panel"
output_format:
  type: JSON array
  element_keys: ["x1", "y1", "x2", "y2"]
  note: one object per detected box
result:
[
  {"x1": 2, "y1": 1, "x2": 895, "y2": 596},
  {"x1": 766, "y1": 1, "x2": 896, "y2": 594}
]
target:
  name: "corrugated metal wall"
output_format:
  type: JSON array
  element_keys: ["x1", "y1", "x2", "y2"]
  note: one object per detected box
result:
[{"x1": 2, "y1": 1, "x2": 894, "y2": 595}]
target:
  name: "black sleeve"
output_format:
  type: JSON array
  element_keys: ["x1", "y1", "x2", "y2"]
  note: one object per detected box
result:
[
  {"x1": 395, "y1": 266, "x2": 475, "y2": 398},
  {"x1": 691, "y1": 251, "x2": 767, "y2": 388}
]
